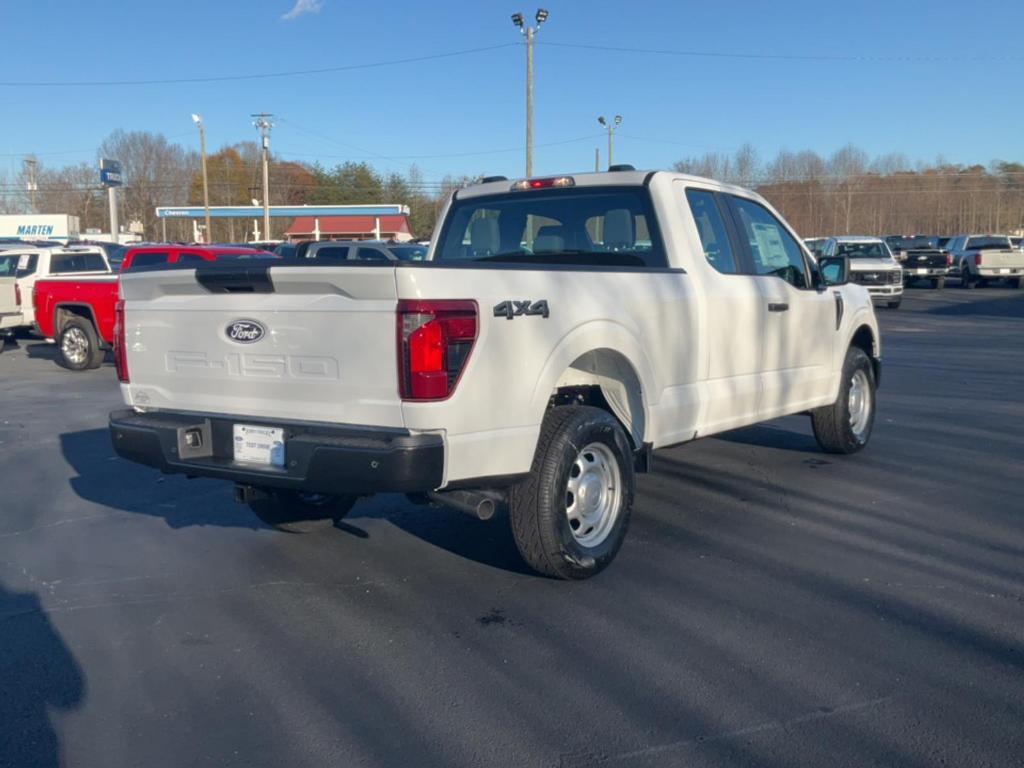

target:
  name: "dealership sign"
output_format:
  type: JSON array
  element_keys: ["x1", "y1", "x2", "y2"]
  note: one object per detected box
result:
[{"x1": 100, "y1": 158, "x2": 123, "y2": 187}]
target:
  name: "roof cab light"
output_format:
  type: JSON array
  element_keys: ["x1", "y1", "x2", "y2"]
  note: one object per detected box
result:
[
  {"x1": 511, "y1": 176, "x2": 575, "y2": 191},
  {"x1": 397, "y1": 300, "x2": 478, "y2": 401}
]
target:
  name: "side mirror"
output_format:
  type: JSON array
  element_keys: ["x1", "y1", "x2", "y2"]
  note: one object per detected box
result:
[{"x1": 819, "y1": 255, "x2": 850, "y2": 286}]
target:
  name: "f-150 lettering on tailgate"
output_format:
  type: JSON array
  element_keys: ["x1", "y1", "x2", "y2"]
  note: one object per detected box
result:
[{"x1": 165, "y1": 352, "x2": 340, "y2": 380}]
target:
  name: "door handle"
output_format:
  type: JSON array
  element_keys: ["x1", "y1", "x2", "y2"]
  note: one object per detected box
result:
[{"x1": 768, "y1": 302, "x2": 789, "y2": 312}]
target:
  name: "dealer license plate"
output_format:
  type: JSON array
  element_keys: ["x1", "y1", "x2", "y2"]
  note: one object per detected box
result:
[
  {"x1": 233, "y1": 424, "x2": 285, "y2": 467},
  {"x1": 916, "y1": 268, "x2": 928, "y2": 274},
  {"x1": 998, "y1": 268, "x2": 1010, "y2": 274}
]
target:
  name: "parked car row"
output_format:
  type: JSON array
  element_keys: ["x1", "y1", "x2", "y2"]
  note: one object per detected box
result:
[{"x1": 803, "y1": 232, "x2": 1024, "y2": 309}]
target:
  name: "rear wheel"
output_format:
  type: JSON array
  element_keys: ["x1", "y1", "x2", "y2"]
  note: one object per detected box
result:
[
  {"x1": 58, "y1": 317, "x2": 104, "y2": 370},
  {"x1": 510, "y1": 406, "x2": 635, "y2": 580},
  {"x1": 811, "y1": 346, "x2": 876, "y2": 455},
  {"x1": 248, "y1": 490, "x2": 357, "y2": 533},
  {"x1": 931, "y1": 277, "x2": 945, "y2": 290},
  {"x1": 1009, "y1": 277, "x2": 1022, "y2": 289},
  {"x1": 960, "y1": 267, "x2": 975, "y2": 289}
]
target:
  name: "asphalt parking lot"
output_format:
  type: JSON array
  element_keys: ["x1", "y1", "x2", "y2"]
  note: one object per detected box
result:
[{"x1": 1, "y1": 286, "x2": 1022, "y2": 768}]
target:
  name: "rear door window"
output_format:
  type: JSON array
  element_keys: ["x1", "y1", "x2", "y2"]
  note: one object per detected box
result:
[{"x1": 685, "y1": 188, "x2": 738, "y2": 274}]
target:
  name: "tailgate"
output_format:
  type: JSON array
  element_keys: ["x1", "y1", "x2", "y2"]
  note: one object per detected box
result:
[
  {"x1": 119, "y1": 264, "x2": 404, "y2": 427},
  {"x1": 979, "y1": 250, "x2": 1024, "y2": 269},
  {"x1": 0, "y1": 278, "x2": 16, "y2": 316}
]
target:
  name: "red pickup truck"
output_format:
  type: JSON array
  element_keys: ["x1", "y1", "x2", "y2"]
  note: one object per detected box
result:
[{"x1": 34, "y1": 245, "x2": 275, "y2": 370}]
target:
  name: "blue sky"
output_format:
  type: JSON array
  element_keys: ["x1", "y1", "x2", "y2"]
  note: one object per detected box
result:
[{"x1": 1, "y1": 0, "x2": 1021, "y2": 184}]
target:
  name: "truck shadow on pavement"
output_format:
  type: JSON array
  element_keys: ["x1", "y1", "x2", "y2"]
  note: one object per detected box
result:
[
  {"x1": 0, "y1": 582, "x2": 86, "y2": 768},
  {"x1": 715, "y1": 422, "x2": 822, "y2": 453},
  {"x1": 926, "y1": 292, "x2": 1024, "y2": 319},
  {"x1": 59, "y1": 428, "x2": 534, "y2": 574}
]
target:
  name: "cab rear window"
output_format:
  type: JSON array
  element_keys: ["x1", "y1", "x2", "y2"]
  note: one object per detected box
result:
[{"x1": 435, "y1": 186, "x2": 666, "y2": 268}]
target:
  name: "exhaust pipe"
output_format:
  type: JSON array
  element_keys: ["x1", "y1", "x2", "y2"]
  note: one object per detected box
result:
[{"x1": 427, "y1": 489, "x2": 504, "y2": 521}]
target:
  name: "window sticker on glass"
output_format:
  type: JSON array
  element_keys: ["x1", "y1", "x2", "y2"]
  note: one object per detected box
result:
[
  {"x1": 751, "y1": 222, "x2": 789, "y2": 269},
  {"x1": 17, "y1": 254, "x2": 30, "y2": 270}
]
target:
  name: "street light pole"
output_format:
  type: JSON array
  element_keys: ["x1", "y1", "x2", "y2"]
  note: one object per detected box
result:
[
  {"x1": 192, "y1": 114, "x2": 212, "y2": 243},
  {"x1": 512, "y1": 9, "x2": 548, "y2": 177},
  {"x1": 597, "y1": 115, "x2": 622, "y2": 170},
  {"x1": 252, "y1": 113, "x2": 274, "y2": 241}
]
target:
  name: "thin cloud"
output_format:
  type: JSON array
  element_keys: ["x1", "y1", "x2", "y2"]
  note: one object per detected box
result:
[{"x1": 282, "y1": 0, "x2": 323, "y2": 21}]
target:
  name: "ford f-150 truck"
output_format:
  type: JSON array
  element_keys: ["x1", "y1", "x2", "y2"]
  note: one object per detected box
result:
[
  {"x1": 946, "y1": 235, "x2": 1024, "y2": 288},
  {"x1": 34, "y1": 245, "x2": 275, "y2": 370},
  {"x1": 820, "y1": 237, "x2": 904, "y2": 308},
  {"x1": 108, "y1": 170, "x2": 881, "y2": 579}
]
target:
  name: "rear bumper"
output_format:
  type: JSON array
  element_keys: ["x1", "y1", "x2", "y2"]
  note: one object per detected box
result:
[
  {"x1": 977, "y1": 267, "x2": 1023, "y2": 278},
  {"x1": 903, "y1": 267, "x2": 946, "y2": 278},
  {"x1": 109, "y1": 408, "x2": 444, "y2": 495}
]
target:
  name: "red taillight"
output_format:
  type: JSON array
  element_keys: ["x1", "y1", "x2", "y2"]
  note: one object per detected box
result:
[
  {"x1": 114, "y1": 300, "x2": 129, "y2": 383},
  {"x1": 14, "y1": 283, "x2": 21, "y2": 307},
  {"x1": 397, "y1": 300, "x2": 477, "y2": 401},
  {"x1": 946, "y1": 253, "x2": 953, "y2": 267},
  {"x1": 974, "y1": 254, "x2": 983, "y2": 266}
]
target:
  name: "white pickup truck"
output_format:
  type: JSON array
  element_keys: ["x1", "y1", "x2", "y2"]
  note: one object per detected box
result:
[
  {"x1": 0, "y1": 276, "x2": 19, "y2": 352},
  {"x1": 947, "y1": 235, "x2": 1024, "y2": 288},
  {"x1": 109, "y1": 170, "x2": 881, "y2": 579}
]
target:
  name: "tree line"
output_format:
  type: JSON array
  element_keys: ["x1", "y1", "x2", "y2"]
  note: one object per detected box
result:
[
  {"x1": 2, "y1": 130, "x2": 1021, "y2": 242},
  {"x1": 674, "y1": 143, "x2": 1024, "y2": 237}
]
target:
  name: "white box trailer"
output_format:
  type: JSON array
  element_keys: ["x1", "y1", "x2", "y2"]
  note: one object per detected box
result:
[{"x1": 0, "y1": 214, "x2": 80, "y2": 243}]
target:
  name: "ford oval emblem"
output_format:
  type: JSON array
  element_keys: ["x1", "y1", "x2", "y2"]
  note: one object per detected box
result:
[{"x1": 226, "y1": 320, "x2": 266, "y2": 344}]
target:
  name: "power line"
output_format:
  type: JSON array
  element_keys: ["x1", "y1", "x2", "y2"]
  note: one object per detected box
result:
[
  {"x1": 538, "y1": 40, "x2": 1024, "y2": 63},
  {"x1": 274, "y1": 133, "x2": 605, "y2": 162},
  {"x1": 0, "y1": 44, "x2": 519, "y2": 87}
]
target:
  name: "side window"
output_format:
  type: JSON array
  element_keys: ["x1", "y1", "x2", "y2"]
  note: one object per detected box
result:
[
  {"x1": 310, "y1": 246, "x2": 349, "y2": 262},
  {"x1": 685, "y1": 189, "x2": 737, "y2": 274},
  {"x1": 126, "y1": 252, "x2": 170, "y2": 270},
  {"x1": 729, "y1": 197, "x2": 810, "y2": 289},
  {"x1": 81, "y1": 253, "x2": 109, "y2": 271},
  {"x1": 355, "y1": 247, "x2": 391, "y2": 262},
  {"x1": 176, "y1": 253, "x2": 208, "y2": 265},
  {"x1": 49, "y1": 255, "x2": 77, "y2": 274},
  {"x1": 17, "y1": 254, "x2": 39, "y2": 277}
]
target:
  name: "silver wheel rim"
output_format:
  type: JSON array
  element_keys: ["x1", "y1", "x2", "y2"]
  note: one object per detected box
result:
[
  {"x1": 566, "y1": 442, "x2": 622, "y2": 547},
  {"x1": 848, "y1": 369, "x2": 872, "y2": 440},
  {"x1": 61, "y1": 327, "x2": 89, "y2": 365}
]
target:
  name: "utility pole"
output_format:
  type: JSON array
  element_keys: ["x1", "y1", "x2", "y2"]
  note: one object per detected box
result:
[
  {"x1": 24, "y1": 157, "x2": 38, "y2": 213},
  {"x1": 597, "y1": 115, "x2": 622, "y2": 170},
  {"x1": 252, "y1": 113, "x2": 274, "y2": 240},
  {"x1": 192, "y1": 114, "x2": 212, "y2": 243},
  {"x1": 594, "y1": 148, "x2": 600, "y2": 172},
  {"x1": 511, "y1": 10, "x2": 548, "y2": 177}
]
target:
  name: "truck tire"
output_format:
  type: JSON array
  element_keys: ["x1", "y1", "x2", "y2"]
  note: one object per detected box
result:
[
  {"x1": 1009, "y1": 277, "x2": 1022, "y2": 289},
  {"x1": 248, "y1": 490, "x2": 357, "y2": 533},
  {"x1": 811, "y1": 346, "x2": 876, "y2": 455},
  {"x1": 886, "y1": 299, "x2": 901, "y2": 309},
  {"x1": 960, "y1": 267, "x2": 975, "y2": 289},
  {"x1": 931, "y1": 277, "x2": 945, "y2": 290},
  {"x1": 58, "y1": 317, "x2": 105, "y2": 370},
  {"x1": 510, "y1": 406, "x2": 635, "y2": 580}
]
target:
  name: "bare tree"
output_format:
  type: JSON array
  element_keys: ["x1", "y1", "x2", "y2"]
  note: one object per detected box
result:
[{"x1": 99, "y1": 130, "x2": 197, "y2": 238}]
